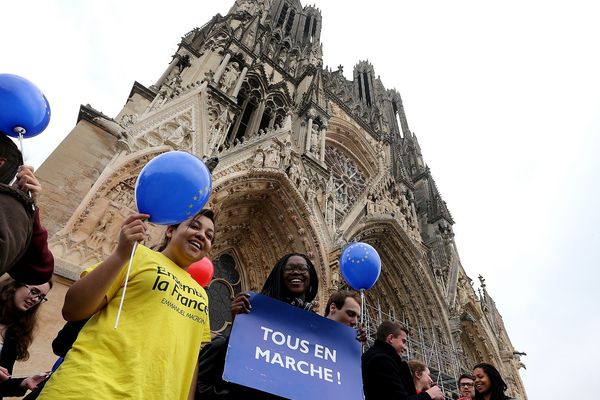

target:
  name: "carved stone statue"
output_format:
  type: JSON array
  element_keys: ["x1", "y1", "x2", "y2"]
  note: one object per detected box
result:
[
  {"x1": 119, "y1": 114, "x2": 138, "y2": 128},
  {"x1": 161, "y1": 72, "x2": 183, "y2": 99},
  {"x1": 310, "y1": 123, "x2": 321, "y2": 155},
  {"x1": 252, "y1": 147, "x2": 265, "y2": 168},
  {"x1": 288, "y1": 56, "x2": 298, "y2": 76},
  {"x1": 219, "y1": 62, "x2": 239, "y2": 94},
  {"x1": 287, "y1": 162, "x2": 300, "y2": 186},
  {"x1": 264, "y1": 145, "x2": 280, "y2": 168},
  {"x1": 235, "y1": 0, "x2": 258, "y2": 14},
  {"x1": 168, "y1": 120, "x2": 193, "y2": 146}
]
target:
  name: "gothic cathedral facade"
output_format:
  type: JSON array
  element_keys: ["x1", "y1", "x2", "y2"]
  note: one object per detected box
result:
[{"x1": 35, "y1": 0, "x2": 527, "y2": 398}]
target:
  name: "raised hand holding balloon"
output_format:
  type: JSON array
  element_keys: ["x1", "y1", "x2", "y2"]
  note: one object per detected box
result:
[
  {"x1": 340, "y1": 242, "x2": 381, "y2": 327},
  {"x1": 0, "y1": 73, "x2": 51, "y2": 154},
  {"x1": 114, "y1": 150, "x2": 213, "y2": 329}
]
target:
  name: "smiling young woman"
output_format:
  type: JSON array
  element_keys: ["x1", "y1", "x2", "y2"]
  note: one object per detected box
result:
[
  {"x1": 473, "y1": 363, "x2": 511, "y2": 400},
  {"x1": 37, "y1": 210, "x2": 215, "y2": 400},
  {"x1": 0, "y1": 278, "x2": 52, "y2": 399},
  {"x1": 196, "y1": 252, "x2": 320, "y2": 399}
]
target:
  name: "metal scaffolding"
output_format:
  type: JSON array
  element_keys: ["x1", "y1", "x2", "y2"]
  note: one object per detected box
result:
[{"x1": 363, "y1": 300, "x2": 463, "y2": 399}]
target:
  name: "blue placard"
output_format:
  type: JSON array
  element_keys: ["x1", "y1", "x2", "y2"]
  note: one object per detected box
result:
[{"x1": 223, "y1": 293, "x2": 363, "y2": 400}]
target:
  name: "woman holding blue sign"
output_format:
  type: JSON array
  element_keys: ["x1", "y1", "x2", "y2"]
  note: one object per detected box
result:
[
  {"x1": 231, "y1": 253, "x2": 319, "y2": 316},
  {"x1": 196, "y1": 253, "x2": 319, "y2": 399}
]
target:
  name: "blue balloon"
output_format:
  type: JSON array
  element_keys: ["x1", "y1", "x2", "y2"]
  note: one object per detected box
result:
[
  {"x1": 135, "y1": 151, "x2": 212, "y2": 225},
  {"x1": 0, "y1": 74, "x2": 51, "y2": 138},
  {"x1": 340, "y1": 242, "x2": 381, "y2": 290}
]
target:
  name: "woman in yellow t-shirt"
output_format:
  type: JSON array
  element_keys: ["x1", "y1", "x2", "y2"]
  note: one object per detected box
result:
[{"x1": 38, "y1": 210, "x2": 215, "y2": 400}]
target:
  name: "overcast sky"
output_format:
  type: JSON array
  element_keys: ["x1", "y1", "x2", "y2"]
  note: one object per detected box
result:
[{"x1": 2, "y1": 0, "x2": 599, "y2": 397}]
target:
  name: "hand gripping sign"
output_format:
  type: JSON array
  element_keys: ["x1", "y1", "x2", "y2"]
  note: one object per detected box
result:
[{"x1": 223, "y1": 293, "x2": 363, "y2": 400}]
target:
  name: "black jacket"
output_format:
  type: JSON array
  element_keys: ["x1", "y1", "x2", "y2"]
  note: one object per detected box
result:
[
  {"x1": 362, "y1": 340, "x2": 431, "y2": 400},
  {"x1": 196, "y1": 334, "x2": 285, "y2": 399},
  {"x1": 0, "y1": 337, "x2": 27, "y2": 399}
]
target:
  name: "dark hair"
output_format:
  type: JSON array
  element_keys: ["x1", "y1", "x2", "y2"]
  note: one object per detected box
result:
[
  {"x1": 473, "y1": 363, "x2": 509, "y2": 400},
  {"x1": 261, "y1": 253, "x2": 319, "y2": 304},
  {"x1": 0, "y1": 278, "x2": 52, "y2": 360},
  {"x1": 0, "y1": 134, "x2": 23, "y2": 184},
  {"x1": 324, "y1": 290, "x2": 361, "y2": 316},
  {"x1": 459, "y1": 373, "x2": 475, "y2": 383},
  {"x1": 155, "y1": 209, "x2": 215, "y2": 252},
  {"x1": 376, "y1": 320, "x2": 408, "y2": 342}
]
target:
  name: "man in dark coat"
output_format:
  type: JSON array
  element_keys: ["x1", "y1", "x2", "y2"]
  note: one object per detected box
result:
[
  {"x1": 0, "y1": 134, "x2": 53, "y2": 283},
  {"x1": 362, "y1": 321, "x2": 444, "y2": 400}
]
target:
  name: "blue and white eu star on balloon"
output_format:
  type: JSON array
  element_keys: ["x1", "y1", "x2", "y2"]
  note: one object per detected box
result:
[{"x1": 340, "y1": 242, "x2": 381, "y2": 290}]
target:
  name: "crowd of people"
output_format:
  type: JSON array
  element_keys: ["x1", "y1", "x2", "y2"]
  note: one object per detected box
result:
[{"x1": 0, "y1": 134, "x2": 514, "y2": 399}]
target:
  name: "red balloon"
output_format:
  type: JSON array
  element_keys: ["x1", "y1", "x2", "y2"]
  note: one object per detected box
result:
[{"x1": 188, "y1": 257, "x2": 214, "y2": 287}]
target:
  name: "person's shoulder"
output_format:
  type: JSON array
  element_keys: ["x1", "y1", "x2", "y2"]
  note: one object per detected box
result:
[
  {"x1": 135, "y1": 244, "x2": 169, "y2": 264},
  {"x1": 362, "y1": 346, "x2": 393, "y2": 364},
  {"x1": 0, "y1": 183, "x2": 34, "y2": 209},
  {"x1": 136, "y1": 243, "x2": 155, "y2": 256}
]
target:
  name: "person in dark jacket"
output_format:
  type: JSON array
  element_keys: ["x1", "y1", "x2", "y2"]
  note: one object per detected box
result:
[
  {"x1": 0, "y1": 278, "x2": 52, "y2": 399},
  {"x1": 0, "y1": 134, "x2": 53, "y2": 284},
  {"x1": 362, "y1": 321, "x2": 444, "y2": 400},
  {"x1": 196, "y1": 252, "x2": 319, "y2": 399}
]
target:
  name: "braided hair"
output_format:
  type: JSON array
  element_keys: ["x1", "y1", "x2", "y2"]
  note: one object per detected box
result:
[{"x1": 260, "y1": 253, "x2": 319, "y2": 307}]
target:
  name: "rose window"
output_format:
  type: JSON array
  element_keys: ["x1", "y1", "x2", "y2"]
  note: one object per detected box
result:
[{"x1": 325, "y1": 146, "x2": 367, "y2": 213}]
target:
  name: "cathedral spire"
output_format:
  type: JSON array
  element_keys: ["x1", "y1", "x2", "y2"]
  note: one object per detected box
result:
[{"x1": 426, "y1": 174, "x2": 454, "y2": 225}]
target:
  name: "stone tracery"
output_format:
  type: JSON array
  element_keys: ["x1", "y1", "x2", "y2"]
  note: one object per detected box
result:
[{"x1": 324, "y1": 146, "x2": 367, "y2": 213}]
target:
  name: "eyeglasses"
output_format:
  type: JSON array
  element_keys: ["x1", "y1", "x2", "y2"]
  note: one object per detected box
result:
[
  {"x1": 459, "y1": 383, "x2": 474, "y2": 387},
  {"x1": 283, "y1": 264, "x2": 309, "y2": 273},
  {"x1": 24, "y1": 285, "x2": 48, "y2": 303}
]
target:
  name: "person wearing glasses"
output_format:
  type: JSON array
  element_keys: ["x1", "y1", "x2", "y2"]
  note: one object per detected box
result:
[
  {"x1": 0, "y1": 278, "x2": 52, "y2": 399},
  {"x1": 458, "y1": 373, "x2": 475, "y2": 399},
  {"x1": 196, "y1": 253, "x2": 319, "y2": 399}
]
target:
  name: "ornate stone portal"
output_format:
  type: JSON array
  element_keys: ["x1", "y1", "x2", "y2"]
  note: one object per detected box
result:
[{"x1": 34, "y1": 0, "x2": 527, "y2": 398}]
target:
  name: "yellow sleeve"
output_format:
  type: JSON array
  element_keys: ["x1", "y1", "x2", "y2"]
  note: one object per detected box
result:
[{"x1": 80, "y1": 246, "x2": 144, "y2": 301}]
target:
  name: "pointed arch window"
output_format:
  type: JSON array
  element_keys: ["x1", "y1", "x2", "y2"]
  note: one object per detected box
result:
[
  {"x1": 227, "y1": 78, "x2": 262, "y2": 143},
  {"x1": 285, "y1": 9, "x2": 296, "y2": 35},
  {"x1": 206, "y1": 253, "x2": 242, "y2": 334},
  {"x1": 362, "y1": 72, "x2": 372, "y2": 106},
  {"x1": 392, "y1": 100, "x2": 402, "y2": 134},
  {"x1": 259, "y1": 94, "x2": 287, "y2": 131},
  {"x1": 276, "y1": 3, "x2": 289, "y2": 28},
  {"x1": 303, "y1": 16, "x2": 312, "y2": 39}
]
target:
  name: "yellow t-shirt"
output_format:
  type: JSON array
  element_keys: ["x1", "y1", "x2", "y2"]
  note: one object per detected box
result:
[{"x1": 39, "y1": 245, "x2": 211, "y2": 400}]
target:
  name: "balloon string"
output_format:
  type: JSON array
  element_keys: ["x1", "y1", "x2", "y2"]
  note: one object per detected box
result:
[
  {"x1": 360, "y1": 289, "x2": 365, "y2": 326},
  {"x1": 114, "y1": 241, "x2": 138, "y2": 330},
  {"x1": 18, "y1": 131, "x2": 24, "y2": 155},
  {"x1": 16, "y1": 131, "x2": 34, "y2": 211},
  {"x1": 360, "y1": 288, "x2": 366, "y2": 353}
]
